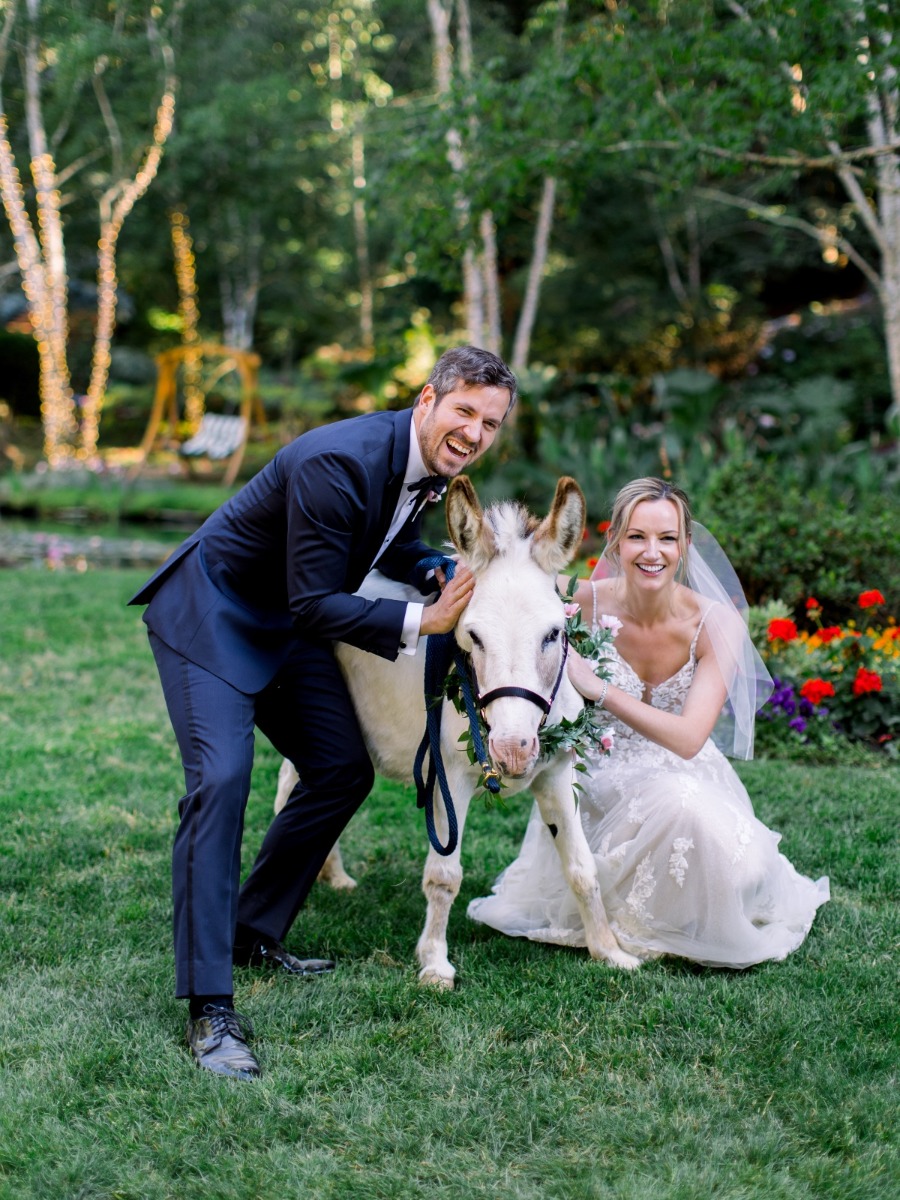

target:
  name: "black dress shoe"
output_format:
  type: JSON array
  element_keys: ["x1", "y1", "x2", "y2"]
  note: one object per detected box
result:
[
  {"x1": 234, "y1": 936, "x2": 336, "y2": 977},
  {"x1": 186, "y1": 1005, "x2": 260, "y2": 1080}
]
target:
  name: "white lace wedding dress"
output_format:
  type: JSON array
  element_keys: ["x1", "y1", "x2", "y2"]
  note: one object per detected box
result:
[{"x1": 467, "y1": 616, "x2": 830, "y2": 968}]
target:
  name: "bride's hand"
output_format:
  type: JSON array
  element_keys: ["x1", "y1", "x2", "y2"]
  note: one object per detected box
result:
[{"x1": 566, "y1": 648, "x2": 604, "y2": 702}]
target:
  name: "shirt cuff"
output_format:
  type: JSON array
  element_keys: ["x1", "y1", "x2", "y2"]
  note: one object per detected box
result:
[{"x1": 399, "y1": 602, "x2": 424, "y2": 655}]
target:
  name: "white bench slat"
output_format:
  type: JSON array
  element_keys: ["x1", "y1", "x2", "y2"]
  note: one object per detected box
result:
[{"x1": 180, "y1": 414, "x2": 247, "y2": 460}]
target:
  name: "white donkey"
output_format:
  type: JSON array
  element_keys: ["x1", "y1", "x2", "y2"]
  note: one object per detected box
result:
[{"x1": 275, "y1": 475, "x2": 641, "y2": 985}]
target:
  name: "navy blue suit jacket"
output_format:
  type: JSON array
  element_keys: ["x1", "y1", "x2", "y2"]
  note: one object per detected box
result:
[{"x1": 129, "y1": 408, "x2": 440, "y2": 693}]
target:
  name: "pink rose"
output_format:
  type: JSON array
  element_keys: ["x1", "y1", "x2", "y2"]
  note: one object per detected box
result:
[{"x1": 600, "y1": 732, "x2": 614, "y2": 752}]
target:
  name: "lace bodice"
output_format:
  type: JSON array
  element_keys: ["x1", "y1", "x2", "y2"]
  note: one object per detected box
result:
[{"x1": 594, "y1": 614, "x2": 711, "y2": 766}]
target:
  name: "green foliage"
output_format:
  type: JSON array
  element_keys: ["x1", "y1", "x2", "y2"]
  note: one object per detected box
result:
[
  {"x1": 749, "y1": 309, "x2": 891, "y2": 440},
  {"x1": 0, "y1": 469, "x2": 235, "y2": 526},
  {"x1": 0, "y1": 330, "x2": 40, "y2": 418},
  {"x1": 0, "y1": 568, "x2": 897, "y2": 1198},
  {"x1": 698, "y1": 460, "x2": 900, "y2": 617}
]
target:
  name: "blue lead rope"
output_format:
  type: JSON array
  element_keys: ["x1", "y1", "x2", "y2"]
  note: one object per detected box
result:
[{"x1": 412, "y1": 556, "x2": 501, "y2": 856}]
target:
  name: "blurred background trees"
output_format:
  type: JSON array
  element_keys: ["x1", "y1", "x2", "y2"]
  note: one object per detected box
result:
[{"x1": 0, "y1": 0, "x2": 896, "y2": 538}]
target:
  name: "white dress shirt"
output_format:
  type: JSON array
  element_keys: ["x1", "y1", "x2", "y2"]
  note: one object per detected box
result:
[{"x1": 377, "y1": 414, "x2": 440, "y2": 656}]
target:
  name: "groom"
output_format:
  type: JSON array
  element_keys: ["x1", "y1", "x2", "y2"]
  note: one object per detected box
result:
[{"x1": 130, "y1": 345, "x2": 517, "y2": 1079}]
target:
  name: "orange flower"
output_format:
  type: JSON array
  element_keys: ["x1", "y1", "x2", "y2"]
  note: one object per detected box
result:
[
  {"x1": 852, "y1": 667, "x2": 883, "y2": 696},
  {"x1": 767, "y1": 618, "x2": 798, "y2": 643},
  {"x1": 800, "y1": 678, "x2": 835, "y2": 705},
  {"x1": 858, "y1": 589, "x2": 885, "y2": 608}
]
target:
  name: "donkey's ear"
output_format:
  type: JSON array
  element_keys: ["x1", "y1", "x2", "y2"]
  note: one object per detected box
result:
[
  {"x1": 532, "y1": 476, "x2": 586, "y2": 574},
  {"x1": 446, "y1": 476, "x2": 496, "y2": 571}
]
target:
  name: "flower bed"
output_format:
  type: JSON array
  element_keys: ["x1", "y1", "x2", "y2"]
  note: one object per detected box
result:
[{"x1": 754, "y1": 590, "x2": 899, "y2": 758}]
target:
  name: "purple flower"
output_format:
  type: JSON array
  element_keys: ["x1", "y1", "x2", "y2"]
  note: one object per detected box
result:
[{"x1": 789, "y1": 717, "x2": 807, "y2": 734}]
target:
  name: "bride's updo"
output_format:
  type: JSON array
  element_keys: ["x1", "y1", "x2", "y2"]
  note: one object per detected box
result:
[{"x1": 602, "y1": 477, "x2": 693, "y2": 574}]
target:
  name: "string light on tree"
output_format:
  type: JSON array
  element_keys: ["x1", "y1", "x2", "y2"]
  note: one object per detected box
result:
[{"x1": 170, "y1": 207, "x2": 204, "y2": 429}]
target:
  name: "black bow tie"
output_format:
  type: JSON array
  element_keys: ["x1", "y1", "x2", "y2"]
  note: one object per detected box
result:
[{"x1": 407, "y1": 475, "x2": 446, "y2": 498}]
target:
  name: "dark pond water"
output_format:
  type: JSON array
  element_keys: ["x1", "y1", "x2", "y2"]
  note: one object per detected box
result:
[{"x1": 0, "y1": 515, "x2": 191, "y2": 570}]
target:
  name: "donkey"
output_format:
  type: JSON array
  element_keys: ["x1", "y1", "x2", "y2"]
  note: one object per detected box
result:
[{"x1": 275, "y1": 475, "x2": 641, "y2": 986}]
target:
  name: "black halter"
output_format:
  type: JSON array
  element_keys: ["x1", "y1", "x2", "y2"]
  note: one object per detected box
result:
[{"x1": 476, "y1": 633, "x2": 569, "y2": 729}]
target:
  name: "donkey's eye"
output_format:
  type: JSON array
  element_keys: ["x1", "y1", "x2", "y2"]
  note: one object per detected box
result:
[
  {"x1": 470, "y1": 631, "x2": 484, "y2": 649},
  {"x1": 542, "y1": 627, "x2": 561, "y2": 649}
]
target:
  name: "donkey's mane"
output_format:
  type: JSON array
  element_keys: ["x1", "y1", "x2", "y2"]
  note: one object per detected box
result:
[{"x1": 484, "y1": 501, "x2": 540, "y2": 560}]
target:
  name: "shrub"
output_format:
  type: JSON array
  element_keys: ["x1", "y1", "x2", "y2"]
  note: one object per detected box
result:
[{"x1": 699, "y1": 460, "x2": 900, "y2": 618}]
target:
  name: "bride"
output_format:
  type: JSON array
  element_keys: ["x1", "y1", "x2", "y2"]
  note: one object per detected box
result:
[{"x1": 467, "y1": 477, "x2": 829, "y2": 968}]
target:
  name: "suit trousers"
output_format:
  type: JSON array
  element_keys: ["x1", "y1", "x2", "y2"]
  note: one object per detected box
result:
[{"x1": 149, "y1": 631, "x2": 374, "y2": 998}]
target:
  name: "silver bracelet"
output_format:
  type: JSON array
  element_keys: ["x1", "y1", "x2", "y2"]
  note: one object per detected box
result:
[{"x1": 595, "y1": 679, "x2": 609, "y2": 710}]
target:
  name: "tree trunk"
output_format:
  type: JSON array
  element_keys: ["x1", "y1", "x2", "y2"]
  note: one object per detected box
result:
[
  {"x1": 511, "y1": 175, "x2": 557, "y2": 372},
  {"x1": 480, "y1": 209, "x2": 501, "y2": 354},
  {"x1": 352, "y1": 130, "x2": 374, "y2": 351},
  {"x1": 21, "y1": 5, "x2": 76, "y2": 463},
  {"x1": 510, "y1": 0, "x2": 568, "y2": 372},
  {"x1": 427, "y1": 0, "x2": 484, "y2": 344},
  {"x1": 219, "y1": 209, "x2": 261, "y2": 352},
  {"x1": 171, "y1": 207, "x2": 204, "y2": 427},
  {"x1": 0, "y1": 4, "x2": 175, "y2": 465},
  {"x1": 870, "y1": 55, "x2": 900, "y2": 429},
  {"x1": 80, "y1": 41, "x2": 176, "y2": 461}
]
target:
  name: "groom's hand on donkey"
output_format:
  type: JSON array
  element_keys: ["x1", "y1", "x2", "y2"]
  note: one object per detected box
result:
[{"x1": 420, "y1": 565, "x2": 475, "y2": 636}]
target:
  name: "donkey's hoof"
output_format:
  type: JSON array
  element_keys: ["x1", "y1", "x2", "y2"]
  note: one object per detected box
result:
[
  {"x1": 417, "y1": 965, "x2": 456, "y2": 990},
  {"x1": 322, "y1": 871, "x2": 357, "y2": 891},
  {"x1": 606, "y1": 948, "x2": 643, "y2": 970}
]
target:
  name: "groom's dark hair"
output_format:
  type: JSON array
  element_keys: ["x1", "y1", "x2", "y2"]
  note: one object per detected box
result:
[{"x1": 418, "y1": 346, "x2": 518, "y2": 415}]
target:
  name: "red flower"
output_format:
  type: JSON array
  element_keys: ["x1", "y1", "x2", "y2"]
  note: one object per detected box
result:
[
  {"x1": 852, "y1": 667, "x2": 883, "y2": 696},
  {"x1": 858, "y1": 589, "x2": 885, "y2": 609},
  {"x1": 767, "y1": 618, "x2": 798, "y2": 643},
  {"x1": 587, "y1": 556, "x2": 599, "y2": 569},
  {"x1": 818, "y1": 626, "x2": 842, "y2": 644},
  {"x1": 800, "y1": 678, "x2": 835, "y2": 706},
  {"x1": 597, "y1": 520, "x2": 611, "y2": 534},
  {"x1": 805, "y1": 596, "x2": 821, "y2": 611}
]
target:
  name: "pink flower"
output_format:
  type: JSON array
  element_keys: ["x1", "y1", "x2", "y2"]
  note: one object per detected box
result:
[
  {"x1": 598, "y1": 614, "x2": 623, "y2": 636},
  {"x1": 600, "y1": 732, "x2": 615, "y2": 752},
  {"x1": 563, "y1": 602, "x2": 580, "y2": 619}
]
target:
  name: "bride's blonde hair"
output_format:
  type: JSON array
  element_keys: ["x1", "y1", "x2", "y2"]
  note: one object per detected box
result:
[{"x1": 603, "y1": 477, "x2": 693, "y2": 575}]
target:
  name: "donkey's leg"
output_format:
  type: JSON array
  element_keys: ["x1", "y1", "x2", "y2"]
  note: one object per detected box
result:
[
  {"x1": 274, "y1": 757, "x2": 298, "y2": 814},
  {"x1": 415, "y1": 764, "x2": 474, "y2": 989},
  {"x1": 274, "y1": 757, "x2": 356, "y2": 890},
  {"x1": 532, "y1": 768, "x2": 642, "y2": 970}
]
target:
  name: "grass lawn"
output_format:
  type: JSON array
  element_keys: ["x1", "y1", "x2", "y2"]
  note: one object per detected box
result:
[{"x1": 0, "y1": 567, "x2": 897, "y2": 1200}]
